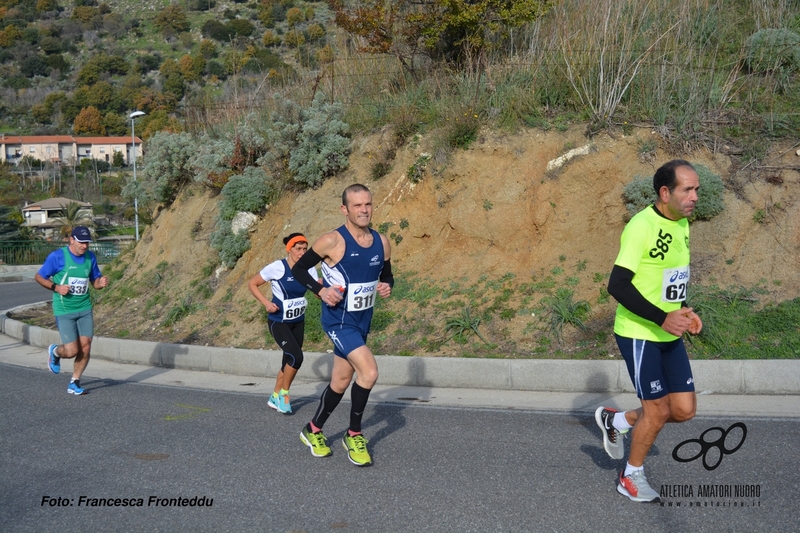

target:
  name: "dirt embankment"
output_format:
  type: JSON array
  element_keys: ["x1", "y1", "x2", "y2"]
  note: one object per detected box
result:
[{"x1": 91, "y1": 126, "x2": 800, "y2": 357}]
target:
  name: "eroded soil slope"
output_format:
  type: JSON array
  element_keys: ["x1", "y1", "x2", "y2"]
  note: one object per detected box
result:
[{"x1": 85, "y1": 126, "x2": 800, "y2": 357}]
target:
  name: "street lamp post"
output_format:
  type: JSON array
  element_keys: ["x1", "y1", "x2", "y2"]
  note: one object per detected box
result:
[{"x1": 130, "y1": 111, "x2": 145, "y2": 241}]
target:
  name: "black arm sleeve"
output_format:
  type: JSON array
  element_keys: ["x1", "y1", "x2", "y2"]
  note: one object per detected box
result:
[
  {"x1": 379, "y1": 259, "x2": 394, "y2": 288},
  {"x1": 607, "y1": 265, "x2": 668, "y2": 326},
  {"x1": 291, "y1": 247, "x2": 325, "y2": 295}
]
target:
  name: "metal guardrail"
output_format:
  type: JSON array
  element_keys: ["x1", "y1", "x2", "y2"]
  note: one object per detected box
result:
[{"x1": 0, "y1": 240, "x2": 120, "y2": 265}]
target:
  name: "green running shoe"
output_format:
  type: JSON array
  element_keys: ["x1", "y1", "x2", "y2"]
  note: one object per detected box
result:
[
  {"x1": 300, "y1": 426, "x2": 332, "y2": 457},
  {"x1": 342, "y1": 433, "x2": 372, "y2": 467}
]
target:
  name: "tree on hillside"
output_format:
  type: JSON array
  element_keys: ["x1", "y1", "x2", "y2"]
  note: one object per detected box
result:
[
  {"x1": 71, "y1": 5, "x2": 102, "y2": 28},
  {"x1": 0, "y1": 205, "x2": 26, "y2": 241},
  {"x1": 102, "y1": 112, "x2": 127, "y2": 135},
  {"x1": 20, "y1": 55, "x2": 49, "y2": 78},
  {"x1": 228, "y1": 18, "x2": 255, "y2": 37},
  {"x1": 0, "y1": 25, "x2": 22, "y2": 48},
  {"x1": 75, "y1": 53, "x2": 129, "y2": 86},
  {"x1": 328, "y1": 0, "x2": 552, "y2": 78},
  {"x1": 35, "y1": 0, "x2": 60, "y2": 14},
  {"x1": 86, "y1": 81, "x2": 120, "y2": 112},
  {"x1": 130, "y1": 131, "x2": 196, "y2": 204},
  {"x1": 0, "y1": 166, "x2": 24, "y2": 206},
  {"x1": 52, "y1": 201, "x2": 93, "y2": 239},
  {"x1": 73, "y1": 106, "x2": 105, "y2": 134},
  {"x1": 154, "y1": 4, "x2": 190, "y2": 37}
]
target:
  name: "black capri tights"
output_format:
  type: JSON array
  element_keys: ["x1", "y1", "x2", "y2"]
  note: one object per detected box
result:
[{"x1": 268, "y1": 319, "x2": 305, "y2": 370}]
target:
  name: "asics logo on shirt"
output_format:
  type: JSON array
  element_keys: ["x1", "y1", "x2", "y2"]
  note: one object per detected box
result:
[
  {"x1": 354, "y1": 285, "x2": 375, "y2": 295},
  {"x1": 669, "y1": 270, "x2": 689, "y2": 283}
]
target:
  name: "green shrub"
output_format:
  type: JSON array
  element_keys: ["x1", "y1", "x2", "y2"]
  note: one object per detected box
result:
[
  {"x1": 128, "y1": 131, "x2": 196, "y2": 205},
  {"x1": 210, "y1": 217, "x2": 251, "y2": 266},
  {"x1": 622, "y1": 164, "x2": 724, "y2": 221},
  {"x1": 257, "y1": 94, "x2": 303, "y2": 176},
  {"x1": 288, "y1": 92, "x2": 350, "y2": 188},
  {"x1": 256, "y1": 92, "x2": 349, "y2": 188},
  {"x1": 370, "y1": 161, "x2": 392, "y2": 180},
  {"x1": 218, "y1": 167, "x2": 272, "y2": 220},
  {"x1": 447, "y1": 114, "x2": 479, "y2": 149},
  {"x1": 745, "y1": 28, "x2": 800, "y2": 74},
  {"x1": 547, "y1": 288, "x2": 590, "y2": 342},
  {"x1": 189, "y1": 135, "x2": 233, "y2": 187},
  {"x1": 162, "y1": 295, "x2": 200, "y2": 327},
  {"x1": 622, "y1": 177, "x2": 656, "y2": 218}
]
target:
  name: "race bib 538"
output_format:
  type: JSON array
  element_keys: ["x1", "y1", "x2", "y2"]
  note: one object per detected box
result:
[{"x1": 68, "y1": 277, "x2": 89, "y2": 295}]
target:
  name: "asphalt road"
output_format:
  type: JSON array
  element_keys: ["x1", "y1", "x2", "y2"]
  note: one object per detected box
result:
[
  {"x1": 3, "y1": 275, "x2": 799, "y2": 532},
  {"x1": 2, "y1": 363, "x2": 798, "y2": 533},
  {"x1": 0, "y1": 279, "x2": 50, "y2": 310}
]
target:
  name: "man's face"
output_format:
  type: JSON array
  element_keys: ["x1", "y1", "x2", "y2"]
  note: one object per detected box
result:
[
  {"x1": 68, "y1": 237, "x2": 89, "y2": 256},
  {"x1": 341, "y1": 190, "x2": 373, "y2": 228},
  {"x1": 662, "y1": 166, "x2": 700, "y2": 221}
]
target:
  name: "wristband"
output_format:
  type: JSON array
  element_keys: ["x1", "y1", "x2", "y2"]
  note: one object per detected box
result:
[{"x1": 50, "y1": 282, "x2": 56, "y2": 291}]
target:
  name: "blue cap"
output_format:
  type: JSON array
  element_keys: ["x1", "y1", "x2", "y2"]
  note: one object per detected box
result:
[{"x1": 71, "y1": 226, "x2": 93, "y2": 242}]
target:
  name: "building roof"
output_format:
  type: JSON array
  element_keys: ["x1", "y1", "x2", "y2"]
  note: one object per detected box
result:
[
  {"x1": 0, "y1": 135, "x2": 141, "y2": 144},
  {"x1": 23, "y1": 197, "x2": 93, "y2": 211},
  {"x1": 2, "y1": 136, "x2": 76, "y2": 143},
  {"x1": 75, "y1": 136, "x2": 142, "y2": 144}
]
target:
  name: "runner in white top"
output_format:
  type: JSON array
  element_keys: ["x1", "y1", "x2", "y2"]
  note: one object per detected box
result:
[{"x1": 248, "y1": 233, "x2": 318, "y2": 414}]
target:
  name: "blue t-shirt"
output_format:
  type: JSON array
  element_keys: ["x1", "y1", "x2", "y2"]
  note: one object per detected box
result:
[{"x1": 38, "y1": 247, "x2": 102, "y2": 284}]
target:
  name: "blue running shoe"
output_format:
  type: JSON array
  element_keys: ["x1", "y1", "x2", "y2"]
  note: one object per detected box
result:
[
  {"x1": 267, "y1": 394, "x2": 280, "y2": 412},
  {"x1": 67, "y1": 380, "x2": 85, "y2": 395},
  {"x1": 48, "y1": 344, "x2": 60, "y2": 374},
  {"x1": 278, "y1": 393, "x2": 292, "y2": 414}
]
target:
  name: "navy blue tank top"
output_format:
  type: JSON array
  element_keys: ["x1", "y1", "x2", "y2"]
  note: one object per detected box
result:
[{"x1": 320, "y1": 226, "x2": 385, "y2": 334}]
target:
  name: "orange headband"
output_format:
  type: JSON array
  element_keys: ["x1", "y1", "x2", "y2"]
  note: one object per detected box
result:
[{"x1": 285, "y1": 235, "x2": 308, "y2": 252}]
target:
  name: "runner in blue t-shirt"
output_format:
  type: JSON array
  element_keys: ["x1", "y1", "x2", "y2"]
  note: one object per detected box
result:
[
  {"x1": 291, "y1": 184, "x2": 394, "y2": 467},
  {"x1": 33, "y1": 226, "x2": 108, "y2": 395}
]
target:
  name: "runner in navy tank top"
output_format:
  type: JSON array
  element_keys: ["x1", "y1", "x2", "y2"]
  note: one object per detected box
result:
[
  {"x1": 248, "y1": 233, "x2": 318, "y2": 415},
  {"x1": 319, "y1": 225, "x2": 384, "y2": 341},
  {"x1": 291, "y1": 184, "x2": 394, "y2": 467}
]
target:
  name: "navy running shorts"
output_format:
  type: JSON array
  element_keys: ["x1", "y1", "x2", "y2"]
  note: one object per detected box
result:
[{"x1": 615, "y1": 334, "x2": 695, "y2": 400}]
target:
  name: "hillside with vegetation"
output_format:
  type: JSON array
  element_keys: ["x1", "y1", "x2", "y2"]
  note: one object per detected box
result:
[{"x1": 3, "y1": 0, "x2": 800, "y2": 359}]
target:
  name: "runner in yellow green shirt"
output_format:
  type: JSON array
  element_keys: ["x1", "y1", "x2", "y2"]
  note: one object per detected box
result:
[{"x1": 595, "y1": 160, "x2": 703, "y2": 503}]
